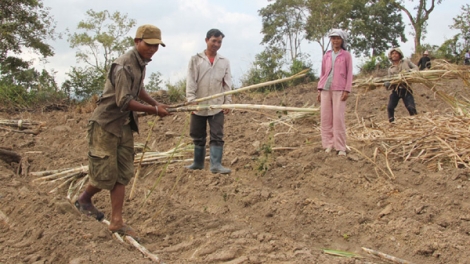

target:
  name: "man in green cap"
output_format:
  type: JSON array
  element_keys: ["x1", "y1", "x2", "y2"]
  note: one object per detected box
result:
[{"x1": 74, "y1": 24, "x2": 169, "y2": 240}]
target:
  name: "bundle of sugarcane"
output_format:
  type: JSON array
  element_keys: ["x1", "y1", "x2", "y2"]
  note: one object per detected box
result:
[
  {"x1": 352, "y1": 60, "x2": 470, "y2": 91},
  {"x1": 30, "y1": 144, "x2": 194, "y2": 198},
  {"x1": 353, "y1": 70, "x2": 467, "y2": 90},
  {"x1": 348, "y1": 113, "x2": 470, "y2": 171},
  {"x1": 134, "y1": 144, "x2": 193, "y2": 165},
  {"x1": 353, "y1": 60, "x2": 470, "y2": 115}
]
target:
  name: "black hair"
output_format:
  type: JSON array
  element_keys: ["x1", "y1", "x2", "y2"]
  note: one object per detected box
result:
[{"x1": 206, "y1": 29, "x2": 225, "y2": 39}]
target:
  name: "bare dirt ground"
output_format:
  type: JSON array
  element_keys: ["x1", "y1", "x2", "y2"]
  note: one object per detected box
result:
[{"x1": 1, "y1": 79, "x2": 470, "y2": 264}]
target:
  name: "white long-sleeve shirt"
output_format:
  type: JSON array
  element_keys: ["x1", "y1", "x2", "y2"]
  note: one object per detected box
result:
[{"x1": 186, "y1": 51, "x2": 232, "y2": 116}]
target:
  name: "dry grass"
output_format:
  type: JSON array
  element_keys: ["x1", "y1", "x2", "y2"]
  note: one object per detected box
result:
[
  {"x1": 350, "y1": 61, "x2": 470, "y2": 171},
  {"x1": 74, "y1": 94, "x2": 99, "y2": 114},
  {"x1": 349, "y1": 113, "x2": 470, "y2": 171}
]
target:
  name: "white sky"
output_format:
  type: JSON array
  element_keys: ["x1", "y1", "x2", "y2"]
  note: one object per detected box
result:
[{"x1": 31, "y1": 0, "x2": 468, "y2": 88}]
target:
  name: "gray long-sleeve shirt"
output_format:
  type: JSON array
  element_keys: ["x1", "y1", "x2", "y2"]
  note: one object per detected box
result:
[{"x1": 186, "y1": 51, "x2": 232, "y2": 116}]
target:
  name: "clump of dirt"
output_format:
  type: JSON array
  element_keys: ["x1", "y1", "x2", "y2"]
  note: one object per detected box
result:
[{"x1": 1, "y1": 80, "x2": 469, "y2": 264}]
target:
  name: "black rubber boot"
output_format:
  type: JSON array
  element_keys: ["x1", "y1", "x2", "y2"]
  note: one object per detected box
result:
[
  {"x1": 210, "y1": 145, "x2": 231, "y2": 174},
  {"x1": 185, "y1": 145, "x2": 205, "y2": 170}
]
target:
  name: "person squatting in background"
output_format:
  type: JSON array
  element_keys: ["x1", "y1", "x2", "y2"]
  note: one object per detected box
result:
[
  {"x1": 417, "y1": 50, "x2": 431, "y2": 70},
  {"x1": 384, "y1": 48, "x2": 419, "y2": 123},
  {"x1": 316, "y1": 29, "x2": 353, "y2": 156},
  {"x1": 185, "y1": 29, "x2": 232, "y2": 174}
]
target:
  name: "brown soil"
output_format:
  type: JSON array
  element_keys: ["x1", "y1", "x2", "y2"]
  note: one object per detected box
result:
[{"x1": 1, "y1": 80, "x2": 470, "y2": 264}]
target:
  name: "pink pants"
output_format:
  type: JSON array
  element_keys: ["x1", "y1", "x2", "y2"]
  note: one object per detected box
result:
[{"x1": 320, "y1": 90, "x2": 347, "y2": 151}]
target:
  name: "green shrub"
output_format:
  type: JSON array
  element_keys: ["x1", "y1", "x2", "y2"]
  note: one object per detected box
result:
[
  {"x1": 359, "y1": 53, "x2": 390, "y2": 74},
  {"x1": 165, "y1": 78, "x2": 186, "y2": 103},
  {"x1": 240, "y1": 47, "x2": 287, "y2": 92}
]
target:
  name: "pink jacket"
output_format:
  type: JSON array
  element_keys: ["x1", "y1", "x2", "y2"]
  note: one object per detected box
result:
[{"x1": 317, "y1": 49, "x2": 353, "y2": 93}]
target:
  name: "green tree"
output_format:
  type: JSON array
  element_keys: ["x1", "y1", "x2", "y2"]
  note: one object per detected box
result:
[
  {"x1": 62, "y1": 67, "x2": 105, "y2": 100},
  {"x1": 145, "y1": 72, "x2": 164, "y2": 92},
  {"x1": 66, "y1": 10, "x2": 136, "y2": 99},
  {"x1": 0, "y1": 0, "x2": 61, "y2": 107},
  {"x1": 259, "y1": 0, "x2": 307, "y2": 62},
  {"x1": 435, "y1": 35, "x2": 462, "y2": 64},
  {"x1": 349, "y1": 0, "x2": 407, "y2": 57},
  {"x1": 304, "y1": 0, "x2": 352, "y2": 54},
  {"x1": 241, "y1": 47, "x2": 287, "y2": 91},
  {"x1": 0, "y1": 0, "x2": 55, "y2": 63},
  {"x1": 391, "y1": 0, "x2": 443, "y2": 53},
  {"x1": 450, "y1": 4, "x2": 470, "y2": 52}
]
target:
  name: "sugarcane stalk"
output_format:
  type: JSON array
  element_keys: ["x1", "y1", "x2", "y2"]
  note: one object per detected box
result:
[
  {"x1": 71, "y1": 176, "x2": 89, "y2": 202},
  {"x1": 44, "y1": 171, "x2": 86, "y2": 185},
  {"x1": 32, "y1": 166, "x2": 88, "y2": 182},
  {"x1": 101, "y1": 219, "x2": 162, "y2": 262},
  {"x1": 66, "y1": 178, "x2": 78, "y2": 200},
  {"x1": 130, "y1": 114, "x2": 160, "y2": 200},
  {"x1": 49, "y1": 175, "x2": 77, "y2": 193},
  {"x1": 29, "y1": 167, "x2": 74, "y2": 177},
  {"x1": 362, "y1": 247, "x2": 415, "y2": 264},
  {"x1": 350, "y1": 146, "x2": 392, "y2": 180},
  {"x1": 168, "y1": 104, "x2": 319, "y2": 113},
  {"x1": 169, "y1": 69, "x2": 309, "y2": 108}
]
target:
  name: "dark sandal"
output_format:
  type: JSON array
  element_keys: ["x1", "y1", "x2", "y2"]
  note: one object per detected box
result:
[
  {"x1": 74, "y1": 200, "x2": 104, "y2": 221},
  {"x1": 111, "y1": 224, "x2": 141, "y2": 242}
]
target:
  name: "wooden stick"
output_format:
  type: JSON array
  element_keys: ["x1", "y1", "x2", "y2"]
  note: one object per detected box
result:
[
  {"x1": 169, "y1": 69, "x2": 309, "y2": 108},
  {"x1": 362, "y1": 247, "x2": 416, "y2": 264}
]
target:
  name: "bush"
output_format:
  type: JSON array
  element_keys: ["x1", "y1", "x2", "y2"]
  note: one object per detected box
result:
[
  {"x1": 165, "y1": 78, "x2": 186, "y2": 103},
  {"x1": 0, "y1": 82, "x2": 68, "y2": 110},
  {"x1": 240, "y1": 47, "x2": 287, "y2": 92},
  {"x1": 359, "y1": 53, "x2": 390, "y2": 74},
  {"x1": 289, "y1": 57, "x2": 316, "y2": 86}
]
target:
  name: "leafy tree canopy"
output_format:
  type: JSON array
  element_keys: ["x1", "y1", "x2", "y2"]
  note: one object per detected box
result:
[{"x1": 0, "y1": 0, "x2": 55, "y2": 61}]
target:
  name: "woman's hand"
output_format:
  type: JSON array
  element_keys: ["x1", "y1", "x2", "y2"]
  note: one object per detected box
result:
[
  {"x1": 341, "y1": 91, "x2": 349, "y2": 101},
  {"x1": 317, "y1": 91, "x2": 321, "y2": 103}
]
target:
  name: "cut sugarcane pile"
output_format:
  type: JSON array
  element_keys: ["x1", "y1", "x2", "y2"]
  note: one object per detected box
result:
[
  {"x1": 30, "y1": 144, "x2": 193, "y2": 200},
  {"x1": 0, "y1": 119, "x2": 45, "y2": 134},
  {"x1": 349, "y1": 112, "x2": 470, "y2": 171}
]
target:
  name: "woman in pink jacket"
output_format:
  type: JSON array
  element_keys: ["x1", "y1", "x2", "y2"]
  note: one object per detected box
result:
[{"x1": 316, "y1": 29, "x2": 353, "y2": 156}]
